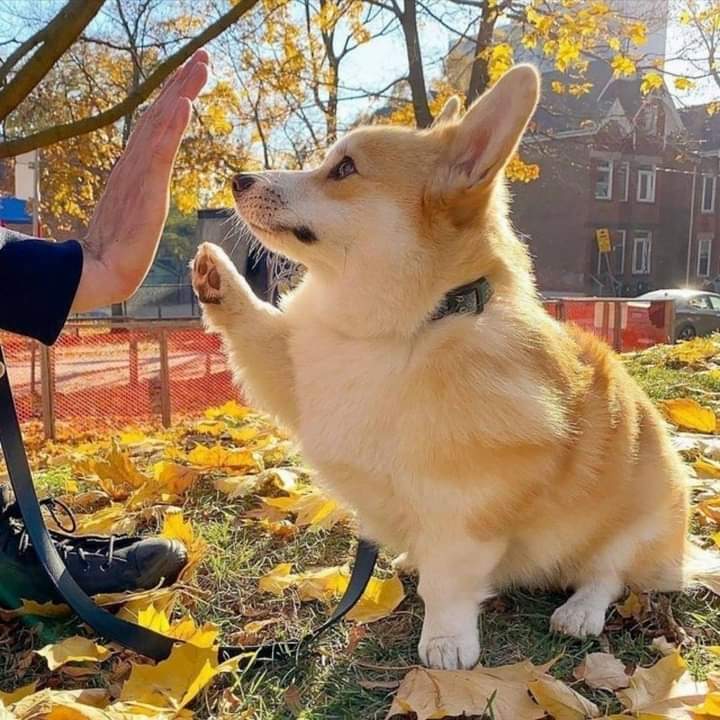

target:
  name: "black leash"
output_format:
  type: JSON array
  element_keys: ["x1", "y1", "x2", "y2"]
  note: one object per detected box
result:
[{"x1": 0, "y1": 345, "x2": 378, "y2": 664}]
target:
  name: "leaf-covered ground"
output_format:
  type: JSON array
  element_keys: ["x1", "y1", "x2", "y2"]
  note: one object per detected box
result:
[{"x1": 1, "y1": 338, "x2": 720, "y2": 719}]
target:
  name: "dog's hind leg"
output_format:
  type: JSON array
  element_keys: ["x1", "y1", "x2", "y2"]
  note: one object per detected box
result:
[{"x1": 191, "y1": 242, "x2": 299, "y2": 430}]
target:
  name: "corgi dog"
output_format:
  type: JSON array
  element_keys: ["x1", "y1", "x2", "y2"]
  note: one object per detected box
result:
[{"x1": 192, "y1": 65, "x2": 696, "y2": 670}]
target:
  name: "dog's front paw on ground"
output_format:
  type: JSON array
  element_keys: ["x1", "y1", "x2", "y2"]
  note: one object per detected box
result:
[
  {"x1": 192, "y1": 244, "x2": 224, "y2": 304},
  {"x1": 550, "y1": 599, "x2": 606, "y2": 638},
  {"x1": 419, "y1": 634, "x2": 480, "y2": 670}
]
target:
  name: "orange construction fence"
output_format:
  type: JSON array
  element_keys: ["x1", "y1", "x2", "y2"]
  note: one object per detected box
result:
[{"x1": 0, "y1": 299, "x2": 674, "y2": 439}]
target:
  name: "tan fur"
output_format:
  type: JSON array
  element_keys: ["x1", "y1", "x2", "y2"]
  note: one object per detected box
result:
[{"x1": 191, "y1": 66, "x2": 693, "y2": 669}]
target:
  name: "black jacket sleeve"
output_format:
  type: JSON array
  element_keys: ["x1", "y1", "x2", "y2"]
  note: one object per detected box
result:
[{"x1": 0, "y1": 229, "x2": 84, "y2": 345}]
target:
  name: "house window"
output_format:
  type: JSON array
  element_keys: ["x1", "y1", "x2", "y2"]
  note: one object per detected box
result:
[
  {"x1": 698, "y1": 234, "x2": 713, "y2": 277},
  {"x1": 595, "y1": 160, "x2": 613, "y2": 200},
  {"x1": 617, "y1": 162, "x2": 630, "y2": 202},
  {"x1": 632, "y1": 231, "x2": 652, "y2": 274},
  {"x1": 637, "y1": 165, "x2": 656, "y2": 203},
  {"x1": 596, "y1": 230, "x2": 626, "y2": 277},
  {"x1": 702, "y1": 175, "x2": 717, "y2": 214}
]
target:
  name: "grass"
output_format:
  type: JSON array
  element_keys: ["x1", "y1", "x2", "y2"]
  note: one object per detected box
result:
[{"x1": 2, "y1": 344, "x2": 720, "y2": 719}]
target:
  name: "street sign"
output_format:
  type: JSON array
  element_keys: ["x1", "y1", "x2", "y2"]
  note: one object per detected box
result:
[{"x1": 596, "y1": 228, "x2": 611, "y2": 253}]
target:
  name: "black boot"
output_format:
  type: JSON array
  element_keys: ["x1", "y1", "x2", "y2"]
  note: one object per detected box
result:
[{"x1": 0, "y1": 484, "x2": 187, "y2": 608}]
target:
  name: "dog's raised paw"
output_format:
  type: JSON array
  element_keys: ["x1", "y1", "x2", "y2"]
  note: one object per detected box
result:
[
  {"x1": 418, "y1": 634, "x2": 480, "y2": 670},
  {"x1": 550, "y1": 599, "x2": 606, "y2": 638},
  {"x1": 192, "y1": 244, "x2": 223, "y2": 304}
]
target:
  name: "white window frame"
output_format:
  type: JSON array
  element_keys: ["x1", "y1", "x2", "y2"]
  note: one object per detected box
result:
[
  {"x1": 698, "y1": 234, "x2": 713, "y2": 278},
  {"x1": 595, "y1": 160, "x2": 614, "y2": 200},
  {"x1": 637, "y1": 165, "x2": 656, "y2": 203},
  {"x1": 615, "y1": 230, "x2": 626, "y2": 274},
  {"x1": 632, "y1": 231, "x2": 652, "y2": 275},
  {"x1": 618, "y1": 161, "x2": 630, "y2": 202},
  {"x1": 702, "y1": 174, "x2": 717, "y2": 214}
]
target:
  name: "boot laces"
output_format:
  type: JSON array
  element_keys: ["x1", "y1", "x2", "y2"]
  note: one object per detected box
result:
[{"x1": 0, "y1": 496, "x2": 116, "y2": 571}]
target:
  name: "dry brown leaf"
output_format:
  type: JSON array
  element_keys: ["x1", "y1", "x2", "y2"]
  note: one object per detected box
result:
[
  {"x1": 386, "y1": 663, "x2": 548, "y2": 720},
  {"x1": 616, "y1": 591, "x2": 648, "y2": 620},
  {"x1": 617, "y1": 652, "x2": 708, "y2": 718},
  {"x1": 573, "y1": 652, "x2": 629, "y2": 690},
  {"x1": 36, "y1": 636, "x2": 112, "y2": 671},
  {"x1": 652, "y1": 636, "x2": 678, "y2": 656}
]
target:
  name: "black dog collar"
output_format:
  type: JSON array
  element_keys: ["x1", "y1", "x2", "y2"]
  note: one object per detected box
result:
[{"x1": 431, "y1": 277, "x2": 493, "y2": 321}]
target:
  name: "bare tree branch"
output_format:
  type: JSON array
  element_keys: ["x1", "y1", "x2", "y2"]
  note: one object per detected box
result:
[
  {"x1": 0, "y1": 0, "x2": 261, "y2": 158},
  {"x1": 0, "y1": 0, "x2": 105, "y2": 122}
]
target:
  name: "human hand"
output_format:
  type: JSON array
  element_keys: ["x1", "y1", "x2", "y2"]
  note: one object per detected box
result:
[{"x1": 71, "y1": 50, "x2": 210, "y2": 312}]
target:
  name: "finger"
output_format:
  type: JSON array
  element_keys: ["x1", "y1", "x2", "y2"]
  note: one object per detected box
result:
[
  {"x1": 154, "y1": 97, "x2": 193, "y2": 165},
  {"x1": 125, "y1": 51, "x2": 209, "y2": 151},
  {"x1": 179, "y1": 60, "x2": 209, "y2": 102}
]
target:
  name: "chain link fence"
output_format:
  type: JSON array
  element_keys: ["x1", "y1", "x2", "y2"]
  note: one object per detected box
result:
[{"x1": 1, "y1": 319, "x2": 237, "y2": 439}]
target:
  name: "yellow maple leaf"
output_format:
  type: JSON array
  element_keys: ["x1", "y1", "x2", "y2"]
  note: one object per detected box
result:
[
  {"x1": 36, "y1": 636, "x2": 112, "y2": 671},
  {"x1": 153, "y1": 461, "x2": 199, "y2": 495},
  {"x1": 573, "y1": 652, "x2": 629, "y2": 690},
  {"x1": 75, "y1": 441, "x2": 150, "y2": 501},
  {"x1": 693, "y1": 691, "x2": 720, "y2": 716},
  {"x1": 119, "y1": 642, "x2": 220, "y2": 710},
  {"x1": 204, "y1": 400, "x2": 252, "y2": 420},
  {"x1": 134, "y1": 605, "x2": 219, "y2": 648},
  {"x1": 675, "y1": 77, "x2": 696, "y2": 92},
  {"x1": 661, "y1": 398, "x2": 717, "y2": 433},
  {"x1": 187, "y1": 444, "x2": 263, "y2": 471},
  {"x1": 0, "y1": 682, "x2": 37, "y2": 707},
  {"x1": 161, "y1": 511, "x2": 205, "y2": 579},
  {"x1": 529, "y1": 675, "x2": 599, "y2": 719},
  {"x1": 617, "y1": 652, "x2": 707, "y2": 715},
  {"x1": 259, "y1": 563, "x2": 404, "y2": 624},
  {"x1": 262, "y1": 488, "x2": 351, "y2": 531}
]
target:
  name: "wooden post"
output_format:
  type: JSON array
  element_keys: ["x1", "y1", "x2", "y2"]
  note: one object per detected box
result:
[
  {"x1": 158, "y1": 330, "x2": 172, "y2": 428},
  {"x1": 39, "y1": 344, "x2": 56, "y2": 440},
  {"x1": 612, "y1": 302, "x2": 622, "y2": 353},
  {"x1": 129, "y1": 339, "x2": 139, "y2": 388},
  {"x1": 664, "y1": 299, "x2": 676, "y2": 344}
]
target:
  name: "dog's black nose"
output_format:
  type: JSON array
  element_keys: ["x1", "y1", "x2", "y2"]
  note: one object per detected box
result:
[{"x1": 232, "y1": 174, "x2": 256, "y2": 195}]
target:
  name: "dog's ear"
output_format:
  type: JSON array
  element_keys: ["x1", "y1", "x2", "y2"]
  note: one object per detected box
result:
[
  {"x1": 432, "y1": 96, "x2": 462, "y2": 127},
  {"x1": 435, "y1": 65, "x2": 539, "y2": 197}
]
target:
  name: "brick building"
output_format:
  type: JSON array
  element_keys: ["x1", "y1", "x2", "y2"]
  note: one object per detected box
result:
[{"x1": 512, "y1": 61, "x2": 716, "y2": 297}]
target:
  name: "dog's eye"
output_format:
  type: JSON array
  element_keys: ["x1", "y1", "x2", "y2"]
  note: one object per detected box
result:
[{"x1": 329, "y1": 156, "x2": 356, "y2": 180}]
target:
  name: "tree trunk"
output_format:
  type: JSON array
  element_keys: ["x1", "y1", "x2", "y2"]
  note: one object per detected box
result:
[
  {"x1": 399, "y1": 0, "x2": 432, "y2": 128},
  {"x1": 466, "y1": 3, "x2": 499, "y2": 106}
]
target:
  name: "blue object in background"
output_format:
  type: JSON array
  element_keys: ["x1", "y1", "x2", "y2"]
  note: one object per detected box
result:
[{"x1": 0, "y1": 197, "x2": 31, "y2": 225}]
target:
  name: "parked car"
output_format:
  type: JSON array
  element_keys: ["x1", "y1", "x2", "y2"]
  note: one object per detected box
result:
[{"x1": 636, "y1": 289, "x2": 720, "y2": 342}]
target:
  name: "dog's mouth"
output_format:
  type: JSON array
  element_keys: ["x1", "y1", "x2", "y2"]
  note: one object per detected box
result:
[{"x1": 243, "y1": 218, "x2": 318, "y2": 245}]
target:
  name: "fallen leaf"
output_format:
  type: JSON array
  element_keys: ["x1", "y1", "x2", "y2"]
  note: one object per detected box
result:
[
  {"x1": 187, "y1": 445, "x2": 263, "y2": 472},
  {"x1": 36, "y1": 636, "x2": 112, "y2": 671},
  {"x1": 616, "y1": 591, "x2": 648, "y2": 620},
  {"x1": 0, "y1": 682, "x2": 37, "y2": 706},
  {"x1": 152, "y1": 461, "x2": 199, "y2": 495},
  {"x1": 693, "y1": 457, "x2": 720, "y2": 479},
  {"x1": 261, "y1": 487, "x2": 352, "y2": 531},
  {"x1": 119, "y1": 642, "x2": 221, "y2": 710},
  {"x1": 214, "y1": 474, "x2": 259, "y2": 499},
  {"x1": 11, "y1": 688, "x2": 110, "y2": 719},
  {"x1": 74, "y1": 441, "x2": 150, "y2": 501},
  {"x1": 204, "y1": 400, "x2": 252, "y2": 420},
  {"x1": 692, "y1": 691, "x2": 720, "y2": 716},
  {"x1": 573, "y1": 652, "x2": 629, "y2": 690},
  {"x1": 652, "y1": 636, "x2": 678, "y2": 656},
  {"x1": 160, "y1": 511, "x2": 205, "y2": 579},
  {"x1": 257, "y1": 518, "x2": 299, "y2": 539},
  {"x1": 662, "y1": 398, "x2": 717, "y2": 433},
  {"x1": 617, "y1": 652, "x2": 708, "y2": 718},
  {"x1": 259, "y1": 563, "x2": 404, "y2": 623},
  {"x1": 283, "y1": 685, "x2": 303, "y2": 717},
  {"x1": 387, "y1": 662, "x2": 548, "y2": 720},
  {"x1": 528, "y1": 676, "x2": 599, "y2": 719},
  {"x1": 700, "y1": 495, "x2": 720, "y2": 523}
]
